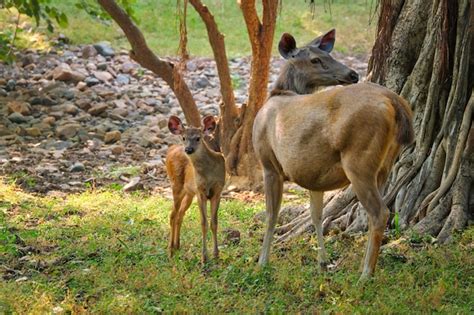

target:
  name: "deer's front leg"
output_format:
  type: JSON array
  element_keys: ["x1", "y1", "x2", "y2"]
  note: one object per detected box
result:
[
  {"x1": 258, "y1": 167, "x2": 284, "y2": 265},
  {"x1": 198, "y1": 194, "x2": 209, "y2": 264},
  {"x1": 309, "y1": 190, "x2": 328, "y2": 270}
]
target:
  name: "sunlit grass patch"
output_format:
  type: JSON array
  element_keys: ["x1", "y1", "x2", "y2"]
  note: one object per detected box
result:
[{"x1": 0, "y1": 179, "x2": 472, "y2": 313}]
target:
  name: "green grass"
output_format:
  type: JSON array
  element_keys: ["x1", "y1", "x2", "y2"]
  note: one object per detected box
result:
[
  {"x1": 0, "y1": 180, "x2": 473, "y2": 313},
  {"x1": 1, "y1": 0, "x2": 376, "y2": 57}
]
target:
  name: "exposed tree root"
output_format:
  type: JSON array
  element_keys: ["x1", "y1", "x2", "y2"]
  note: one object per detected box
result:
[{"x1": 275, "y1": 0, "x2": 473, "y2": 243}]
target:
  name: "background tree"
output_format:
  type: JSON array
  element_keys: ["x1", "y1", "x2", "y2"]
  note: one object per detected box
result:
[
  {"x1": 277, "y1": 0, "x2": 473, "y2": 244},
  {"x1": 97, "y1": 0, "x2": 278, "y2": 184}
]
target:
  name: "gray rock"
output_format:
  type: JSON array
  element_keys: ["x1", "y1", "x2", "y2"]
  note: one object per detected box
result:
[
  {"x1": 70, "y1": 162, "x2": 85, "y2": 172},
  {"x1": 82, "y1": 45, "x2": 98, "y2": 59},
  {"x1": 62, "y1": 89, "x2": 76, "y2": 100},
  {"x1": 85, "y1": 77, "x2": 100, "y2": 87},
  {"x1": 56, "y1": 123, "x2": 81, "y2": 139},
  {"x1": 195, "y1": 75, "x2": 210, "y2": 88},
  {"x1": 41, "y1": 139, "x2": 73, "y2": 150},
  {"x1": 30, "y1": 96, "x2": 57, "y2": 106},
  {"x1": 93, "y1": 71, "x2": 113, "y2": 82},
  {"x1": 6, "y1": 79, "x2": 16, "y2": 91},
  {"x1": 0, "y1": 88, "x2": 7, "y2": 96},
  {"x1": 123, "y1": 176, "x2": 143, "y2": 192},
  {"x1": 93, "y1": 42, "x2": 115, "y2": 57},
  {"x1": 88, "y1": 103, "x2": 108, "y2": 116},
  {"x1": 8, "y1": 112, "x2": 31, "y2": 123},
  {"x1": 121, "y1": 62, "x2": 136, "y2": 73},
  {"x1": 116, "y1": 74, "x2": 130, "y2": 85},
  {"x1": 97, "y1": 63, "x2": 107, "y2": 71}
]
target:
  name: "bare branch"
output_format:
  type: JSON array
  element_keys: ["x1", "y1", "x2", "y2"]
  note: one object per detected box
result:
[
  {"x1": 189, "y1": 0, "x2": 239, "y2": 155},
  {"x1": 97, "y1": 0, "x2": 201, "y2": 127}
]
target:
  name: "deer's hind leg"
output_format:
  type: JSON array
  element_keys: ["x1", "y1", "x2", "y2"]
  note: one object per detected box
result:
[
  {"x1": 174, "y1": 192, "x2": 194, "y2": 250},
  {"x1": 169, "y1": 189, "x2": 184, "y2": 255},
  {"x1": 210, "y1": 188, "x2": 223, "y2": 259},
  {"x1": 342, "y1": 156, "x2": 389, "y2": 279}
]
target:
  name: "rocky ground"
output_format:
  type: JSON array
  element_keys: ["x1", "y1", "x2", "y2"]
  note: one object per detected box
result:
[{"x1": 0, "y1": 40, "x2": 368, "y2": 197}]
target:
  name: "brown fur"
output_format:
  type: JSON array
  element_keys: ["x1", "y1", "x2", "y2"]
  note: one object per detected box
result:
[
  {"x1": 253, "y1": 82, "x2": 414, "y2": 278},
  {"x1": 166, "y1": 117, "x2": 226, "y2": 263}
]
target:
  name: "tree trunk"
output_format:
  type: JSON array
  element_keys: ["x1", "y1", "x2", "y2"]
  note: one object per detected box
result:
[
  {"x1": 99, "y1": 0, "x2": 278, "y2": 186},
  {"x1": 225, "y1": 0, "x2": 278, "y2": 181},
  {"x1": 277, "y1": 0, "x2": 473, "y2": 243}
]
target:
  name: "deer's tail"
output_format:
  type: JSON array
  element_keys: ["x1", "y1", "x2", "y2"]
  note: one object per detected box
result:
[{"x1": 389, "y1": 94, "x2": 414, "y2": 146}]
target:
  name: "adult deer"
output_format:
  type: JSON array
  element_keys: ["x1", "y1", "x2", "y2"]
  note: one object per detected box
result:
[
  {"x1": 166, "y1": 115, "x2": 225, "y2": 263},
  {"x1": 253, "y1": 30, "x2": 414, "y2": 279}
]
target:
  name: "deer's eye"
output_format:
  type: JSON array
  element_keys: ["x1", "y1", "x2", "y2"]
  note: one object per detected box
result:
[
  {"x1": 182, "y1": 136, "x2": 185, "y2": 141},
  {"x1": 311, "y1": 58, "x2": 321, "y2": 64},
  {"x1": 196, "y1": 137, "x2": 200, "y2": 142}
]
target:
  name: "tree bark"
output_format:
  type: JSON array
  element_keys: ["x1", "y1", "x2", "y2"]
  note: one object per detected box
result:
[
  {"x1": 225, "y1": 0, "x2": 278, "y2": 179},
  {"x1": 97, "y1": 0, "x2": 201, "y2": 127},
  {"x1": 278, "y1": 0, "x2": 473, "y2": 243},
  {"x1": 188, "y1": 0, "x2": 239, "y2": 159}
]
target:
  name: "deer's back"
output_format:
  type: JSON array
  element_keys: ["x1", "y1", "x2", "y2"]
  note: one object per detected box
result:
[{"x1": 253, "y1": 82, "x2": 402, "y2": 190}]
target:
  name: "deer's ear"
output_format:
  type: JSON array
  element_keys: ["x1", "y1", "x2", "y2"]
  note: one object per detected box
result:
[
  {"x1": 310, "y1": 29, "x2": 335, "y2": 53},
  {"x1": 278, "y1": 33, "x2": 297, "y2": 59},
  {"x1": 202, "y1": 115, "x2": 217, "y2": 135},
  {"x1": 168, "y1": 116, "x2": 184, "y2": 135}
]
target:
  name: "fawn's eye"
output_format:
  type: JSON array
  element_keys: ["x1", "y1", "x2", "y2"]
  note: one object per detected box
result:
[
  {"x1": 196, "y1": 137, "x2": 200, "y2": 142},
  {"x1": 182, "y1": 136, "x2": 185, "y2": 141},
  {"x1": 311, "y1": 58, "x2": 321, "y2": 65}
]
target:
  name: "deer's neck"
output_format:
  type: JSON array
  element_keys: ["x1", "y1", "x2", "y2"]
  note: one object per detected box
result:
[
  {"x1": 271, "y1": 63, "x2": 317, "y2": 96},
  {"x1": 189, "y1": 142, "x2": 222, "y2": 175}
]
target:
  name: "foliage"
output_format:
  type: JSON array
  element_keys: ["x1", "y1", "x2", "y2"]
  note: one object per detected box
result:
[
  {"x1": 0, "y1": 0, "x2": 68, "y2": 32},
  {"x1": 0, "y1": 0, "x2": 375, "y2": 58},
  {"x1": 0, "y1": 180, "x2": 472, "y2": 313},
  {"x1": 0, "y1": 0, "x2": 138, "y2": 62}
]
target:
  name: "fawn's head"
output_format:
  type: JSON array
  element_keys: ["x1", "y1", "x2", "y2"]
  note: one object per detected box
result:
[
  {"x1": 276, "y1": 29, "x2": 359, "y2": 94},
  {"x1": 168, "y1": 115, "x2": 218, "y2": 155}
]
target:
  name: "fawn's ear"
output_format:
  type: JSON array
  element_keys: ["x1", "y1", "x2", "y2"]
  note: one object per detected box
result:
[
  {"x1": 310, "y1": 29, "x2": 335, "y2": 53},
  {"x1": 168, "y1": 116, "x2": 184, "y2": 135},
  {"x1": 202, "y1": 115, "x2": 217, "y2": 135},
  {"x1": 278, "y1": 33, "x2": 298, "y2": 59}
]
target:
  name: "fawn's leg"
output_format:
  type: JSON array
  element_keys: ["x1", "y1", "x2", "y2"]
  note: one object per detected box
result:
[
  {"x1": 210, "y1": 190, "x2": 222, "y2": 259},
  {"x1": 197, "y1": 194, "x2": 209, "y2": 263},
  {"x1": 174, "y1": 193, "x2": 194, "y2": 250},
  {"x1": 169, "y1": 191, "x2": 184, "y2": 255}
]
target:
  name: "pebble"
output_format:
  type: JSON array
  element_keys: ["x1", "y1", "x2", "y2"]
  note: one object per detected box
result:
[
  {"x1": 8, "y1": 112, "x2": 31, "y2": 123},
  {"x1": 82, "y1": 45, "x2": 98, "y2": 58},
  {"x1": 88, "y1": 103, "x2": 108, "y2": 116},
  {"x1": 104, "y1": 130, "x2": 121, "y2": 144},
  {"x1": 70, "y1": 162, "x2": 85, "y2": 172},
  {"x1": 56, "y1": 123, "x2": 81, "y2": 139},
  {"x1": 8, "y1": 101, "x2": 32, "y2": 115},
  {"x1": 93, "y1": 42, "x2": 115, "y2": 57}
]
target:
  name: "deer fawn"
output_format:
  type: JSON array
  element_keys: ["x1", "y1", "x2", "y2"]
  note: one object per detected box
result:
[
  {"x1": 253, "y1": 30, "x2": 414, "y2": 280},
  {"x1": 166, "y1": 115, "x2": 226, "y2": 263}
]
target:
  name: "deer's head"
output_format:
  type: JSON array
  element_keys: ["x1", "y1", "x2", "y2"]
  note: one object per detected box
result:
[
  {"x1": 168, "y1": 115, "x2": 218, "y2": 155},
  {"x1": 276, "y1": 29, "x2": 359, "y2": 94}
]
